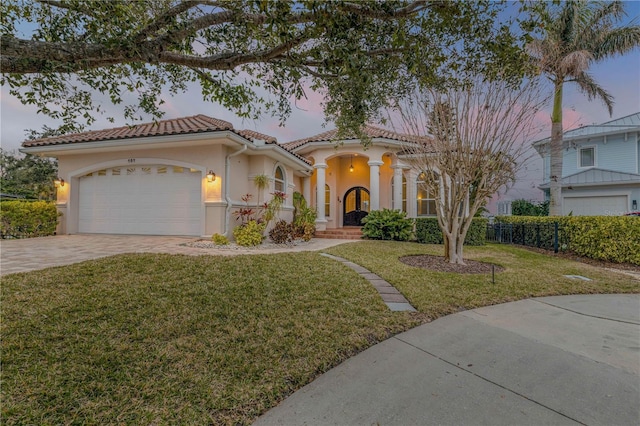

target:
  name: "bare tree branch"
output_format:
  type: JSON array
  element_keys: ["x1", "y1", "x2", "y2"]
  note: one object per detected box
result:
[{"x1": 393, "y1": 78, "x2": 549, "y2": 264}]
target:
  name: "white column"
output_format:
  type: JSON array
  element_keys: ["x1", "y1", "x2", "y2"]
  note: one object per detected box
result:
[
  {"x1": 314, "y1": 163, "x2": 328, "y2": 230},
  {"x1": 406, "y1": 169, "x2": 417, "y2": 218},
  {"x1": 392, "y1": 166, "x2": 404, "y2": 211},
  {"x1": 368, "y1": 160, "x2": 383, "y2": 211},
  {"x1": 303, "y1": 176, "x2": 311, "y2": 204}
]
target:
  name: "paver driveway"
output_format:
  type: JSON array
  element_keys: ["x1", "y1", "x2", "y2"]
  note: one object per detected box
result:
[{"x1": 0, "y1": 234, "x2": 347, "y2": 275}]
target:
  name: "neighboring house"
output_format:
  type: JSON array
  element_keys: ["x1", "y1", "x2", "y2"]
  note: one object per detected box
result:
[
  {"x1": 533, "y1": 112, "x2": 640, "y2": 216},
  {"x1": 20, "y1": 114, "x2": 433, "y2": 237}
]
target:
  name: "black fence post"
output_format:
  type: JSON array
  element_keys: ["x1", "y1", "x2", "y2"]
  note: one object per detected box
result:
[
  {"x1": 554, "y1": 222, "x2": 559, "y2": 253},
  {"x1": 536, "y1": 224, "x2": 541, "y2": 248}
]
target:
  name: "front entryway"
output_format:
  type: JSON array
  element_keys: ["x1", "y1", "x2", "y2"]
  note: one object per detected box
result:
[{"x1": 343, "y1": 186, "x2": 370, "y2": 226}]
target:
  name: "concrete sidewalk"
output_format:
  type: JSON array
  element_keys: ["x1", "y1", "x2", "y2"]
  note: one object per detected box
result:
[{"x1": 255, "y1": 294, "x2": 640, "y2": 426}]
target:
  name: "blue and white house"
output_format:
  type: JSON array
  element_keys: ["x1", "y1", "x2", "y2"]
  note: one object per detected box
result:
[{"x1": 533, "y1": 112, "x2": 640, "y2": 216}]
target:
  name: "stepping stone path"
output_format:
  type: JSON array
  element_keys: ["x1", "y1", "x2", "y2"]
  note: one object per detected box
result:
[{"x1": 320, "y1": 253, "x2": 416, "y2": 312}]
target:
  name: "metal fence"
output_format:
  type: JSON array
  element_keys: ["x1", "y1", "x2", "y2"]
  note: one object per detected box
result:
[{"x1": 486, "y1": 222, "x2": 567, "y2": 253}]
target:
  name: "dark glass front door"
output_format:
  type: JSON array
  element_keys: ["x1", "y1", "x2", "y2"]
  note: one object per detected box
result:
[{"x1": 343, "y1": 187, "x2": 370, "y2": 226}]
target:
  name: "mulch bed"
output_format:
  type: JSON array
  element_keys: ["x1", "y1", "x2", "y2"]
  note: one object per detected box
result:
[{"x1": 399, "y1": 255, "x2": 505, "y2": 274}]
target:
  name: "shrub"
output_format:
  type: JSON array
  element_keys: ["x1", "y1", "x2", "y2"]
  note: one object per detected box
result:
[
  {"x1": 292, "y1": 192, "x2": 316, "y2": 241},
  {"x1": 0, "y1": 201, "x2": 60, "y2": 239},
  {"x1": 565, "y1": 216, "x2": 639, "y2": 265},
  {"x1": 233, "y1": 220, "x2": 265, "y2": 247},
  {"x1": 511, "y1": 199, "x2": 549, "y2": 216},
  {"x1": 415, "y1": 217, "x2": 487, "y2": 246},
  {"x1": 211, "y1": 233, "x2": 229, "y2": 245},
  {"x1": 361, "y1": 209, "x2": 413, "y2": 241},
  {"x1": 495, "y1": 215, "x2": 640, "y2": 265},
  {"x1": 300, "y1": 223, "x2": 316, "y2": 242},
  {"x1": 269, "y1": 220, "x2": 295, "y2": 244}
]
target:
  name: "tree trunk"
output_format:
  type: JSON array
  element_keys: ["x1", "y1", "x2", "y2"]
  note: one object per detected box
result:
[
  {"x1": 549, "y1": 81, "x2": 564, "y2": 216},
  {"x1": 444, "y1": 232, "x2": 465, "y2": 264}
]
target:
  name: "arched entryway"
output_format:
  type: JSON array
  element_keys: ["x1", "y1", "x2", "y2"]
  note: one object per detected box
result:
[{"x1": 343, "y1": 186, "x2": 370, "y2": 226}]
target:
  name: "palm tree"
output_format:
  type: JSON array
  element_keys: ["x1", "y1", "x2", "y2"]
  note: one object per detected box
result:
[{"x1": 528, "y1": 0, "x2": 640, "y2": 216}]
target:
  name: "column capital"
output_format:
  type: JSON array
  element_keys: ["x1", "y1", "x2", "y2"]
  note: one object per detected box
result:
[
  {"x1": 313, "y1": 163, "x2": 328, "y2": 169},
  {"x1": 367, "y1": 160, "x2": 384, "y2": 167}
]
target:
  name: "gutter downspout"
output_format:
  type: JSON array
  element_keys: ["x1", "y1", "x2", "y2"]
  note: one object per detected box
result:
[{"x1": 224, "y1": 144, "x2": 248, "y2": 237}]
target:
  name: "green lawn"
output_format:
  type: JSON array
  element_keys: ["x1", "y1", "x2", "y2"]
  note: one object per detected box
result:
[
  {"x1": 324, "y1": 241, "x2": 639, "y2": 317},
  {"x1": 2, "y1": 243, "x2": 638, "y2": 425}
]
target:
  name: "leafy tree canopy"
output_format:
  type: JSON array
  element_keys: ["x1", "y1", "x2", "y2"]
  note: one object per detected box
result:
[
  {"x1": 0, "y1": 149, "x2": 58, "y2": 200},
  {"x1": 1, "y1": 0, "x2": 527, "y2": 138}
]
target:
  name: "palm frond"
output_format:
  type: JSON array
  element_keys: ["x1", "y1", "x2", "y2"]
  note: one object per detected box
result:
[
  {"x1": 572, "y1": 71, "x2": 614, "y2": 115},
  {"x1": 586, "y1": 0, "x2": 626, "y2": 31},
  {"x1": 594, "y1": 25, "x2": 640, "y2": 60}
]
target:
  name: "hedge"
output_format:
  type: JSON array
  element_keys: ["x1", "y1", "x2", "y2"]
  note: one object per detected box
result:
[
  {"x1": 0, "y1": 201, "x2": 60, "y2": 239},
  {"x1": 415, "y1": 217, "x2": 487, "y2": 246},
  {"x1": 495, "y1": 215, "x2": 640, "y2": 265}
]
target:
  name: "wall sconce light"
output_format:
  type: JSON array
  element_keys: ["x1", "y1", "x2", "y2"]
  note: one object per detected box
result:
[
  {"x1": 349, "y1": 155, "x2": 354, "y2": 173},
  {"x1": 206, "y1": 170, "x2": 216, "y2": 182},
  {"x1": 633, "y1": 200, "x2": 637, "y2": 210},
  {"x1": 54, "y1": 177, "x2": 65, "y2": 187}
]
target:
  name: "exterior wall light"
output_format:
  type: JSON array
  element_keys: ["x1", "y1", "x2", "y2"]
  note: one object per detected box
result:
[
  {"x1": 349, "y1": 156, "x2": 354, "y2": 173},
  {"x1": 54, "y1": 177, "x2": 65, "y2": 187},
  {"x1": 206, "y1": 170, "x2": 216, "y2": 182}
]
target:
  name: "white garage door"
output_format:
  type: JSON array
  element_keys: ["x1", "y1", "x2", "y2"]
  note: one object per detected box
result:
[
  {"x1": 79, "y1": 165, "x2": 201, "y2": 235},
  {"x1": 563, "y1": 195, "x2": 627, "y2": 216}
]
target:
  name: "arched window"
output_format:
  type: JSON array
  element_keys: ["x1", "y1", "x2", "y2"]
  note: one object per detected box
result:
[
  {"x1": 274, "y1": 166, "x2": 285, "y2": 193},
  {"x1": 325, "y1": 184, "x2": 331, "y2": 217},
  {"x1": 416, "y1": 172, "x2": 437, "y2": 216},
  {"x1": 391, "y1": 174, "x2": 407, "y2": 212}
]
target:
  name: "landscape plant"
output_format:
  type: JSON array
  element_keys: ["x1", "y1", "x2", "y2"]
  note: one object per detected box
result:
[
  {"x1": 292, "y1": 192, "x2": 317, "y2": 241},
  {"x1": 232, "y1": 219, "x2": 265, "y2": 247},
  {"x1": 0, "y1": 200, "x2": 59, "y2": 238},
  {"x1": 211, "y1": 233, "x2": 229, "y2": 246},
  {"x1": 527, "y1": 0, "x2": 640, "y2": 215},
  {"x1": 495, "y1": 215, "x2": 640, "y2": 265},
  {"x1": 511, "y1": 199, "x2": 549, "y2": 216},
  {"x1": 361, "y1": 209, "x2": 413, "y2": 241},
  {"x1": 415, "y1": 217, "x2": 487, "y2": 246},
  {"x1": 253, "y1": 174, "x2": 270, "y2": 208},
  {"x1": 263, "y1": 191, "x2": 287, "y2": 226},
  {"x1": 268, "y1": 219, "x2": 295, "y2": 244},
  {"x1": 0, "y1": 149, "x2": 57, "y2": 200},
  {"x1": 395, "y1": 77, "x2": 547, "y2": 264}
]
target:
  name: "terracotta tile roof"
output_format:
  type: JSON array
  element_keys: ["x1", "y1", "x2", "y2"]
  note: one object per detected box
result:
[
  {"x1": 21, "y1": 114, "x2": 280, "y2": 147},
  {"x1": 281, "y1": 124, "x2": 429, "y2": 150},
  {"x1": 236, "y1": 129, "x2": 277, "y2": 144}
]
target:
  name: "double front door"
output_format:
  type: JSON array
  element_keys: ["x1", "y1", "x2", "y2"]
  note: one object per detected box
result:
[{"x1": 343, "y1": 186, "x2": 370, "y2": 226}]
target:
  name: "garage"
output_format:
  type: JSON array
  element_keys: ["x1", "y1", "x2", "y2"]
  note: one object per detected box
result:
[
  {"x1": 78, "y1": 165, "x2": 202, "y2": 235},
  {"x1": 563, "y1": 195, "x2": 628, "y2": 216}
]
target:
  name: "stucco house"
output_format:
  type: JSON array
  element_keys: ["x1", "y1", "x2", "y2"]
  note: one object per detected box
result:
[
  {"x1": 20, "y1": 114, "x2": 433, "y2": 237},
  {"x1": 533, "y1": 112, "x2": 640, "y2": 216}
]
